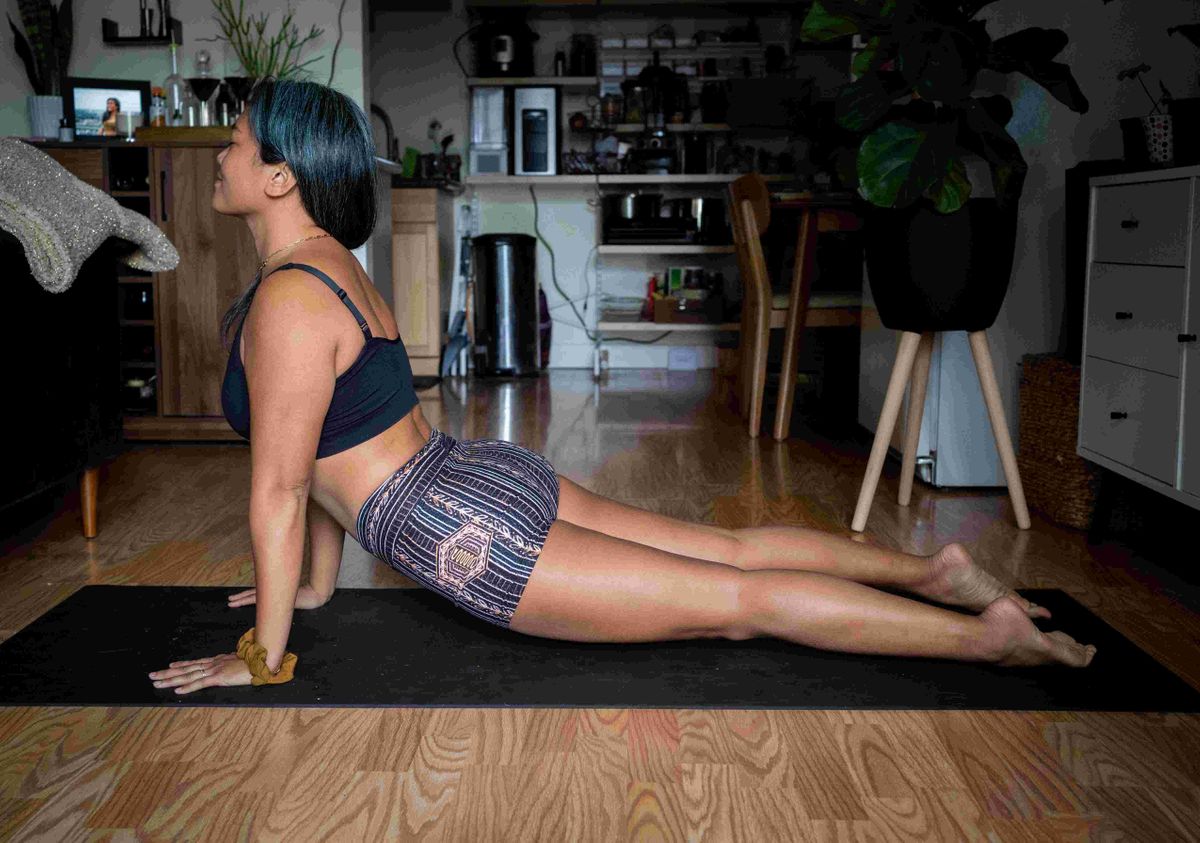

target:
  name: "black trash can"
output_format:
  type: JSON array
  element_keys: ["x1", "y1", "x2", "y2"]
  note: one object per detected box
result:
[{"x1": 472, "y1": 233, "x2": 541, "y2": 376}]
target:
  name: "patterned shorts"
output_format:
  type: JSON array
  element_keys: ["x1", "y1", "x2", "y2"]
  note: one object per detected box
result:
[{"x1": 354, "y1": 428, "x2": 560, "y2": 628}]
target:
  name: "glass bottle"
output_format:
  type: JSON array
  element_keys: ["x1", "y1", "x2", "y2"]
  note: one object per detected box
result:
[{"x1": 163, "y1": 40, "x2": 186, "y2": 127}]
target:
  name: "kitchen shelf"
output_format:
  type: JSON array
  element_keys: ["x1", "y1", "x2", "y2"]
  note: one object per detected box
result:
[
  {"x1": 100, "y1": 16, "x2": 183, "y2": 46},
  {"x1": 597, "y1": 321, "x2": 737, "y2": 332},
  {"x1": 598, "y1": 244, "x2": 735, "y2": 254},
  {"x1": 581, "y1": 123, "x2": 732, "y2": 133},
  {"x1": 111, "y1": 189, "x2": 151, "y2": 197},
  {"x1": 465, "y1": 173, "x2": 791, "y2": 185},
  {"x1": 466, "y1": 76, "x2": 599, "y2": 87}
]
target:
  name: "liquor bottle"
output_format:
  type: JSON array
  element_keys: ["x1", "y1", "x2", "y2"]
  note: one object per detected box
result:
[{"x1": 163, "y1": 40, "x2": 186, "y2": 127}]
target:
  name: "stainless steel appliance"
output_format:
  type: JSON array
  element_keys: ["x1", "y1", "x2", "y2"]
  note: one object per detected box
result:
[
  {"x1": 512, "y1": 87, "x2": 559, "y2": 176},
  {"x1": 469, "y1": 87, "x2": 508, "y2": 175},
  {"x1": 472, "y1": 234, "x2": 540, "y2": 376}
]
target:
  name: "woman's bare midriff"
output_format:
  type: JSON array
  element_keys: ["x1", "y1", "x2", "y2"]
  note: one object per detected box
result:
[{"x1": 308, "y1": 406, "x2": 432, "y2": 544}]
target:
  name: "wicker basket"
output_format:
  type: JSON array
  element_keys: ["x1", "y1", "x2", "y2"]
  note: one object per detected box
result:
[{"x1": 1017, "y1": 353, "x2": 1102, "y2": 530}]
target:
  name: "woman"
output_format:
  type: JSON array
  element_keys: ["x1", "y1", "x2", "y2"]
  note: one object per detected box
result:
[
  {"x1": 99, "y1": 97, "x2": 120, "y2": 137},
  {"x1": 147, "y1": 80, "x2": 1095, "y2": 696}
]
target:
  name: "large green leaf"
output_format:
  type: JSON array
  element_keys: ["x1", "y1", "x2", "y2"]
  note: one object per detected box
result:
[
  {"x1": 958, "y1": 97, "x2": 1028, "y2": 207},
  {"x1": 986, "y1": 28, "x2": 1089, "y2": 113},
  {"x1": 801, "y1": 1, "x2": 860, "y2": 42},
  {"x1": 852, "y1": 36, "x2": 882, "y2": 76},
  {"x1": 835, "y1": 71, "x2": 909, "y2": 132},
  {"x1": 898, "y1": 24, "x2": 979, "y2": 103},
  {"x1": 922, "y1": 155, "x2": 972, "y2": 213},
  {"x1": 857, "y1": 120, "x2": 951, "y2": 208}
]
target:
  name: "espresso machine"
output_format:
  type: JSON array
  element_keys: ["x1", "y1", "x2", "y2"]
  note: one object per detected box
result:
[{"x1": 621, "y1": 52, "x2": 688, "y2": 175}]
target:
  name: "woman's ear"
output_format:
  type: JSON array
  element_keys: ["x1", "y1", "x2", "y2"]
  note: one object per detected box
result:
[{"x1": 264, "y1": 164, "x2": 299, "y2": 199}]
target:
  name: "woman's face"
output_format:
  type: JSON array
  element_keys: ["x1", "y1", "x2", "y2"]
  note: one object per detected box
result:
[
  {"x1": 213, "y1": 111, "x2": 274, "y2": 216},
  {"x1": 106, "y1": 98, "x2": 118, "y2": 114}
]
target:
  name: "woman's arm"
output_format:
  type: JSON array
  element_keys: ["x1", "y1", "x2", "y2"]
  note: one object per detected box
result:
[
  {"x1": 243, "y1": 270, "x2": 339, "y2": 673},
  {"x1": 307, "y1": 497, "x2": 344, "y2": 602}
]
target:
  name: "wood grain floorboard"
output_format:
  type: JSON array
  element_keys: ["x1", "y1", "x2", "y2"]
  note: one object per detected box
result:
[{"x1": 1, "y1": 369, "x2": 1197, "y2": 841}]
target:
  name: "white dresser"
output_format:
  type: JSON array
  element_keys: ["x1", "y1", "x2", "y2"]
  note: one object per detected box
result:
[{"x1": 1079, "y1": 167, "x2": 1200, "y2": 509}]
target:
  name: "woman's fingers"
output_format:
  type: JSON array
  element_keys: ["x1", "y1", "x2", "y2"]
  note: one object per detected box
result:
[{"x1": 227, "y1": 588, "x2": 257, "y2": 607}]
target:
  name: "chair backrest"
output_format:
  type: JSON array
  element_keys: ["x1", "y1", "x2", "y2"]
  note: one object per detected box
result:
[{"x1": 728, "y1": 174, "x2": 773, "y2": 319}]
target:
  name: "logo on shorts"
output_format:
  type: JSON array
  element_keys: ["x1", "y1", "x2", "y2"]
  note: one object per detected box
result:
[{"x1": 436, "y1": 522, "x2": 492, "y2": 589}]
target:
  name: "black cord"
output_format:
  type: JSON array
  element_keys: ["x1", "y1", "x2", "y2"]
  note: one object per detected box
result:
[
  {"x1": 452, "y1": 25, "x2": 481, "y2": 79},
  {"x1": 528, "y1": 185, "x2": 671, "y2": 345},
  {"x1": 326, "y1": 0, "x2": 347, "y2": 86}
]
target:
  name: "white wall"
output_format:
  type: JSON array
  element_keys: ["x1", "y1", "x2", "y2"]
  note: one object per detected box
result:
[{"x1": 3, "y1": 0, "x2": 366, "y2": 135}]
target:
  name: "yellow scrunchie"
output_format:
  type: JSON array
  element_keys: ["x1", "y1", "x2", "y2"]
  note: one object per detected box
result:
[{"x1": 237, "y1": 627, "x2": 298, "y2": 686}]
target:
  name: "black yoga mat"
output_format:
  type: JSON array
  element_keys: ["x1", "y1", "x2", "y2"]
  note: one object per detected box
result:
[{"x1": 1, "y1": 585, "x2": 1198, "y2": 711}]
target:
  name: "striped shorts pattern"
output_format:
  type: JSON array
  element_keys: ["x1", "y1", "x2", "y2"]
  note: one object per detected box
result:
[{"x1": 354, "y1": 428, "x2": 560, "y2": 628}]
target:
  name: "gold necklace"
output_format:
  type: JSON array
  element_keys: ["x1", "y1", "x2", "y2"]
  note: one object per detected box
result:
[{"x1": 256, "y1": 233, "x2": 331, "y2": 277}]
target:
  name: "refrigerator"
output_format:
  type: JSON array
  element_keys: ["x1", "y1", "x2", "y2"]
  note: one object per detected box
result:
[{"x1": 857, "y1": 266, "x2": 1017, "y2": 488}]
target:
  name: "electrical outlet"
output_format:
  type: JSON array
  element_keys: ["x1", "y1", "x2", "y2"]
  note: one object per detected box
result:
[{"x1": 600, "y1": 349, "x2": 610, "y2": 367}]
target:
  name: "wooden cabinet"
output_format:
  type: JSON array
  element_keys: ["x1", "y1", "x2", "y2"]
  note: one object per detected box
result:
[
  {"x1": 391, "y1": 187, "x2": 453, "y2": 376},
  {"x1": 153, "y1": 146, "x2": 258, "y2": 420},
  {"x1": 39, "y1": 138, "x2": 255, "y2": 441},
  {"x1": 1079, "y1": 168, "x2": 1200, "y2": 509}
]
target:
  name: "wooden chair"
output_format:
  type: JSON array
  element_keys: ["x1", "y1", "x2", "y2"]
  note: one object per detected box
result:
[{"x1": 727, "y1": 174, "x2": 861, "y2": 439}]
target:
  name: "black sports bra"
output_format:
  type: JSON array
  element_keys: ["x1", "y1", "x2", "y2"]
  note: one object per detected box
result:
[{"x1": 220, "y1": 262, "x2": 419, "y2": 458}]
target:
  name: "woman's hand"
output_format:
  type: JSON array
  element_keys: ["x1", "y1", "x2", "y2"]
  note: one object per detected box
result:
[
  {"x1": 149, "y1": 653, "x2": 251, "y2": 695},
  {"x1": 228, "y1": 583, "x2": 328, "y2": 610}
]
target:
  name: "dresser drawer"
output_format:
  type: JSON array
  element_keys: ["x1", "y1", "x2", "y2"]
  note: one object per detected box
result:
[
  {"x1": 1092, "y1": 179, "x2": 1190, "y2": 265},
  {"x1": 1085, "y1": 263, "x2": 1186, "y2": 377},
  {"x1": 1080, "y1": 356, "x2": 1179, "y2": 483}
]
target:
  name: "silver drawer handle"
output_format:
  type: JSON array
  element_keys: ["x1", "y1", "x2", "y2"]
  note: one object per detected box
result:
[
  {"x1": 1120, "y1": 217, "x2": 1139, "y2": 230},
  {"x1": 1115, "y1": 312, "x2": 1133, "y2": 320},
  {"x1": 1110, "y1": 411, "x2": 1128, "y2": 420}
]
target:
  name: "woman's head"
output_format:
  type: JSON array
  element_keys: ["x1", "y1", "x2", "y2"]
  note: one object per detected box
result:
[
  {"x1": 213, "y1": 78, "x2": 377, "y2": 250},
  {"x1": 106, "y1": 97, "x2": 120, "y2": 113}
]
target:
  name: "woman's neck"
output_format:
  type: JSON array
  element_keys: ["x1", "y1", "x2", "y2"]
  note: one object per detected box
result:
[{"x1": 248, "y1": 214, "x2": 327, "y2": 273}]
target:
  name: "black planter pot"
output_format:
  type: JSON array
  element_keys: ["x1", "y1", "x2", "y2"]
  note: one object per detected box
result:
[{"x1": 862, "y1": 197, "x2": 1019, "y2": 333}]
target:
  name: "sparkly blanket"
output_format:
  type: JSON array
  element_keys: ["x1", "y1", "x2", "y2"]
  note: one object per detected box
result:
[{"x1": 0, "y1": 138, "x2": 178, "y2": 293}]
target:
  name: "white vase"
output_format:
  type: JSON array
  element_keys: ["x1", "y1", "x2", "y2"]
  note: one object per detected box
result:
[{"x1": 27, "y1": 95, "x2": 64, "y2": 139}]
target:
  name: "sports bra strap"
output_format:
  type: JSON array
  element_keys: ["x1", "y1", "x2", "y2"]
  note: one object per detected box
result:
[{"x1": 270, "y1": 262, "x2": 373, "y2": 339}]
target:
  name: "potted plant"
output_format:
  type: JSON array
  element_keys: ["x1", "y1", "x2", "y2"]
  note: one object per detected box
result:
[
  {"x1": 208, "y1": 0, "x2": 325, "y2": 102},
  {"x1": 1116, "y1": 63, "x2": 1174, "y2": 165},
  {"x1": 8, "y1": 0, "x2": 73, "y2": 139},
  {"x1": 800, "y1": 0, "x2": 1089, "y2": 332}
]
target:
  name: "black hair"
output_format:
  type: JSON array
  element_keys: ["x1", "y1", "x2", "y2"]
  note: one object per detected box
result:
[{"x1": 219, "y1": 77, "x2": 378, "y2": 349}]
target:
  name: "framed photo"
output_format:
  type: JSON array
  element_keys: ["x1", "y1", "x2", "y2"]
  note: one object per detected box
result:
[{"x1": 63, "y1": 77, "x2": 151, "y2": 138}]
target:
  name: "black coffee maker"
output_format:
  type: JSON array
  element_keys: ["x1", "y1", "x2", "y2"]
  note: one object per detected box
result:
[
  {"x1": 471, "y1": 15, "x2": 538, "y2": 77},
  {"x1": 622, "y1": 52, "x2": 689, "y2": 175}
]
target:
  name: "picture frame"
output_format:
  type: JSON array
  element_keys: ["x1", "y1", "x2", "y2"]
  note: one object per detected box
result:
[{"x1": 62, "y1": 77, "x2": 152, "y2": 139}]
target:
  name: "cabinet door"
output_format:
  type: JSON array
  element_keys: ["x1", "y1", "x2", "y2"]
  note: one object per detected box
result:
[
  {"x1": 391, "y1": 221, "x2": 440, "y2": 359},
  {"x1": 154, "y1": 146, "x2": 259, "y2": 416}
]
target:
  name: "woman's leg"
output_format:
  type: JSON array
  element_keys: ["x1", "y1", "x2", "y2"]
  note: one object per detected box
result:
[
  {"x1": 554, "y1": 475, "x2": 1049, "y2": 618},
  {"x1": 509, "y1": 519, "x2": 1095, "y2": 667}
]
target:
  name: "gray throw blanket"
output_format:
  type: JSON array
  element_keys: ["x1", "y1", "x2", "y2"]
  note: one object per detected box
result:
[{"x1": 0, "y1": 137, "x2": 179, "y2": 293}]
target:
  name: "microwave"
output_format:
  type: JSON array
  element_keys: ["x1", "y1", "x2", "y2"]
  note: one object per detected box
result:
[{"x1": 512, "y1": 87, "x2": 559, "y2": 176}]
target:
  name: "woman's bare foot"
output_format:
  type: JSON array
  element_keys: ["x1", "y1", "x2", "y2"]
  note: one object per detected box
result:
[
  {"x1": 977, "y1": 595, "x2": 1096, "y2": 667},
  {"x1": 915, "y1": 542, "x2": 1052, "y2": 619}
]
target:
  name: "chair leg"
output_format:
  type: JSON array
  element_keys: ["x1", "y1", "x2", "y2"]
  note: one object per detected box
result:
[
  {"x1": 899, "y1": 332, "x2": 935, "y2": 506},
  {"x1": 967, "y1": 330, "x2": 1032, "y2": 530},
  {"x1": 747, "y1": 301, "x2": 769, "y2": 438},
  {"x1": 80, "y1": 466, "x2": 99, "y2": 539},
  {"x1": 773, "y1": 209, "x2": 818, "y2": 441},
  {"x1": 852, "y1": 331, "x2": 924, "y2": 532}
]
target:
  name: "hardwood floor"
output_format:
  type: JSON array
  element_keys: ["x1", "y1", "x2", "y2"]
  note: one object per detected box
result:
[{"x1": 1, "y1": 369, "x2": 1198, "y2": 841}]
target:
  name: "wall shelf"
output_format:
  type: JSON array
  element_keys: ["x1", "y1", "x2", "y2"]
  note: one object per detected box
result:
[
  {"x1": 101, "y1": 17, "x2": 183, "y2": 46},
  {"x1": 466, "y1": 76, "x2": 598, "y2": 87},
  {"x1": 598, "y1": 244, "x2": 735, "y2": 254},
  {"x1": 465, "y1": 173, "x2": 791, "y2": 186},
  {"x1": 597, "y1": 321, "x2": 737, "y2": 332}
]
